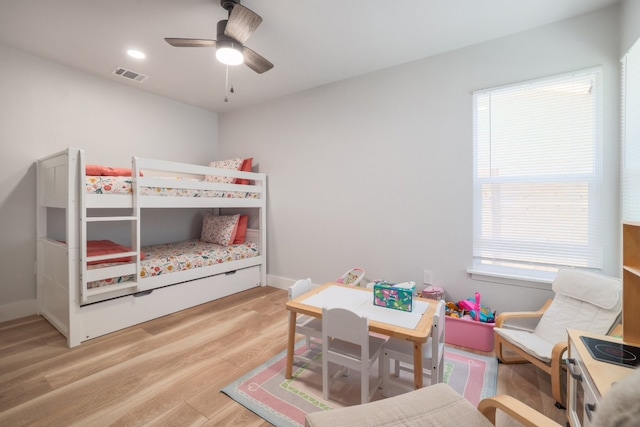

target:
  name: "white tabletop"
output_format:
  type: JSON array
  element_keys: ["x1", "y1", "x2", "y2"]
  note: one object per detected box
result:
[{"x1": 301, "y1": 285, "x2": 429, "y2": 330}]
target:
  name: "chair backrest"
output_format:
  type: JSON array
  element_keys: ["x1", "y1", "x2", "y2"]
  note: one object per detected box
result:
[
  {"x1": 431, "y1": 300, "x2": 446, "y2": 348},
  {"x1": 323, "y1": 307, "x2": 368, "y2": 345},
  {"x1": 534, "y1": 269, "x2": 622, "y2": 345},
  {"x1": 288, "y1": 278, "x2": 313, "y2": 300},
  {"x1": 322, "y1": 307, "x2": 370, "y2": 364},
  {"x1": 430, "y1": 300, "x2": 446, "y2": 381},
  {"x1": 322, "y1": 307, "x2": 386, "y2": 404}
]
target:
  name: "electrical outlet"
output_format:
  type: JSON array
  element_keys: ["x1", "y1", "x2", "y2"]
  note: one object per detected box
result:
[{"x1": 423, "y1": 270, "x2": 433, "y2": 285}]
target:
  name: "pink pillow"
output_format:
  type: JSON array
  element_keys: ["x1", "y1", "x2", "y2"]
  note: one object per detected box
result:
[
  {"x1": 236, "y1": 158, "x2": 253, "y2": 185},
  {"x1": 86, "y1": 165, "x2": 143, "y2": 176},
  {"x1": 104, "y1": 167, "x2": 136, "y2": 176},
  {"x1": 86, "y1": 240, "x2": 144, "y2": 265},
  {"x1": 86, "y1": 165, "x2": 106, "y2": 176},
  {"x1": 201, "y1": 213, "x2": 240, "y2": 245},
  {"x1": 233, "y1": 215, "x2": 249, "y2": 244}
]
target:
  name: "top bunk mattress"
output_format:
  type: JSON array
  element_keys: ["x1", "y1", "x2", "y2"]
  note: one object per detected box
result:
[
  {"x1": 37, "y1": 149, "x2": 266, "y2": 209},
  {"x1": 86, "y1": 176, "x2": 260, "y2": 199}
]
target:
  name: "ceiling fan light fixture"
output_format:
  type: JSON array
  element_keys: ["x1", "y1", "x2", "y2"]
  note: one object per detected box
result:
[
  {"x1": 166, "y1": 5, "x2": 273, "y2": 74},
  {"x1": 127, "y1": 49, "x2": 146, "y2": 59},
  {"x1": 216, "y1": 40, "x2": 244, "y2": 65}
]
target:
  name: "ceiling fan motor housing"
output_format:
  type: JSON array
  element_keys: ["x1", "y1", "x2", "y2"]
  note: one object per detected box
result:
[
  {"x1": 221, "y1": 0, "x2": 239, "y2": 13},
  {"x1": 217, "y1": 19, "x2": 235, "y2": 43}
]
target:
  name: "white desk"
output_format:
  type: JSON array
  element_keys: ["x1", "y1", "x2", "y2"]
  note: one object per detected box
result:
[{"x1": 567, "y1": 329, "x2": 635, "y2": 426}]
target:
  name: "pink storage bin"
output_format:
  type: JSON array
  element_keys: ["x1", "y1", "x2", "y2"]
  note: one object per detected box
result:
[{"x1": 444, "y1": 316, "x2": 495, "y2": 352}]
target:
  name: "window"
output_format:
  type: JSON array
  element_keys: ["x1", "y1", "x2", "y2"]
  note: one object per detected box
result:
[{"x1": 472, "y1": 68, "x2": 603, "y2": 281}]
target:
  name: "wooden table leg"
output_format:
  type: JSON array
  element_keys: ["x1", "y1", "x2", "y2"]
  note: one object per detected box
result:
[
  {"x1": 285, "y1": 311, "x2": 296, "y2": 379},
  {"x1": 414, "y1": 342, "x2": 423, "y2": 389}
]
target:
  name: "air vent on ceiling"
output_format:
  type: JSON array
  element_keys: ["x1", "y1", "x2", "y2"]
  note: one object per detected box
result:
[{"x1": 112, "y1": 67, "x2": 148, "y2": 83}]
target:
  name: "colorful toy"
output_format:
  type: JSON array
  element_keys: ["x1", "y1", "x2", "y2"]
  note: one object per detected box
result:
[
  {"x1": 458, "y1": 292, "x2": 482, "y2": 321},
  {"x1": 336, "y1": 267, "x2": 365, "y2": 287},
  {"x1": 445, "y1": 301, "x2": 461, "y2": 317},
  {"x1": 445, "y1": 293, "x2": 495, "y2": 323}
]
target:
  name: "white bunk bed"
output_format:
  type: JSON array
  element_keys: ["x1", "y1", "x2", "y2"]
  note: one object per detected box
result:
[{"x1": 36, "y1": 148, "x2": 267, "y2": 347}]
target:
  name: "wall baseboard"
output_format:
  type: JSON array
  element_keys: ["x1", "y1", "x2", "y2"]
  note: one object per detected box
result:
[
  {"x1": 0, "y1": 298, "x2": 37, "y2": 323},
  {"x1": 2, "y1": 277, "x2": 299, "y2": 323},
  {"x1": 266, "y1": 275, "x2": 303, "y2": 290}
]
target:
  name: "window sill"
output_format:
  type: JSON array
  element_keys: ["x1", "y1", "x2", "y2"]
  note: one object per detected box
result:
[{"x1": 467, "y1": 266, "x2": 555, "y2": 290}]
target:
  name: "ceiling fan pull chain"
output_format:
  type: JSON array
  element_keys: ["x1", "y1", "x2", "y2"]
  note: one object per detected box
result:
[
  {"x1": 223, "y1": 66, "x2": 236, "y2": 102},
  {"x1": 228, "y1": 65, "x2": 235, "y2": 94},
  {"x1": 224, "y1": 66, "x2": 230, "y2": 102}
]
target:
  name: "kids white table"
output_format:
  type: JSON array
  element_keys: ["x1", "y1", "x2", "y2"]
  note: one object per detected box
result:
[{"x1": 285, "y1": 282, "x2": 437, "y2": 389}]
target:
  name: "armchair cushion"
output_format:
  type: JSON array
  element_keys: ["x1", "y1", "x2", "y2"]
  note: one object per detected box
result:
[
  {"x1": 494, "y1": 328, "x2": 555, "y2": 362},
  {"x1": 552, "y1": 269, "x2": 622, "y2": 310},
  {"x1": 534, "y1": 294, "x2": 621, "y2": 346},
  {"x1": 305, "y1": 383, "x2": 492, "y2": 427},
  {"x1": 306, "y1": 382, "x2": 564, "y2": 427}
]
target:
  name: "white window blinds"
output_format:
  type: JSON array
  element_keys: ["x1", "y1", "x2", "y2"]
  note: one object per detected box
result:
[{"x1": 472, "y1": 68, "x2": 603, "y2": 275}]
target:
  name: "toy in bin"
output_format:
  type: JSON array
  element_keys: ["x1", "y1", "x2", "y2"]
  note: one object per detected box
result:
[
  {"x1": 446, "y1": 292, "x2": 495, "y2": 323},
  {"x1": 336, "y1": 268, "x2": 365, "y2": 287}
]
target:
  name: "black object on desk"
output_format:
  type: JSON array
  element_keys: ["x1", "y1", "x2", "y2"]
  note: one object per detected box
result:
[{"x1": 580, "y1": 336, "x2": 640, "y2": 368}]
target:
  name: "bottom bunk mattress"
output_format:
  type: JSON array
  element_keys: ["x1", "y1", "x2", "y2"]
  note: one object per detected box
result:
[{"x1": 89, "y1": 239, "x2": 259, "y2": 289}]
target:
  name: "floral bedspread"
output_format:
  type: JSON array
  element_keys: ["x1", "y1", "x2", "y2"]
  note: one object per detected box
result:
[
  {"x1": 85, "y1": 176, "x2": 260, "y2": 199},
  {"x1": 85, "y1": 176, "x2": 133, "y2": 195},
  {"x1": 88, "y1": 239, "x2": 259, "y2": 288}
]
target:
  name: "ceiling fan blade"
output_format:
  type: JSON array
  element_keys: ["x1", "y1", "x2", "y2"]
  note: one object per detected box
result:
[
  {"x1": 225, "y1": 4, "x2": 262, "y2": 44},
  {"x1": 165, "y1": 38, "x2": 216, "y2": 48},
  {"x1": 242, "y1": 46, "x2": 273, "y2": 74}
]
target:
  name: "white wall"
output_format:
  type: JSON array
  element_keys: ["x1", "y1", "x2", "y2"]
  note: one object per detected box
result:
[
  {"x1": 218, "y1": 6, "x2": 621, "y2": 314},
  {"x1": 621, "y1": 0, "x2": 640, "y2": 55},
  {"x1": 0, "y1": 44, "x2": 218, "y2": 321}
]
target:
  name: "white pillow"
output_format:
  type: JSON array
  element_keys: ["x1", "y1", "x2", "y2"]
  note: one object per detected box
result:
[
  {"x1": 206, "y1": 158, "x2": 244, "y2": 184},
  {"x1": 201, "y1": 213, "x2": 240, "y2": 245}
]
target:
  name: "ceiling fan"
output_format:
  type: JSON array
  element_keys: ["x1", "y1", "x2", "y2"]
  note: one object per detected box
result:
[{"x1": 165, "y1": 0, "x2": 273, "y2": 74}]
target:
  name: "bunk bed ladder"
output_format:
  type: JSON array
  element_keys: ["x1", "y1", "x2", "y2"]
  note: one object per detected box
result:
[{"x1": 79, "y1": 157, "x2": 141, "y2": 304}]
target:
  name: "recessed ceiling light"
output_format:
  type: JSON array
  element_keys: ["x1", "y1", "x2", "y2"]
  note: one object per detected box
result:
[{"x1": 127, "y1": 49, "x2": 146, "y2": 59}]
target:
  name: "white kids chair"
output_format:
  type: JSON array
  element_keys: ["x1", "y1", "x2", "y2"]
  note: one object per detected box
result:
[
  {"x1": 288, "y1": 278, "x2": 322, "y2": 367},
  {"x1": 321, "y1": 307, "x2": 386, "y2": 404},
  {"x1": 381, "y1": 299, "x2": 446, "y2": 396}
]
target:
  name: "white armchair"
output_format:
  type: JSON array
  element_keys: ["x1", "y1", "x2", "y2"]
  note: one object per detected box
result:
[{"x1": 494, "y1": 268, "x2": 622, "y2": 407}]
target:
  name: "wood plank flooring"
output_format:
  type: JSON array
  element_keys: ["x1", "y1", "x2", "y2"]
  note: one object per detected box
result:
[{"x1": 0, "y1": 286, "x2": 566, "y2": 426}]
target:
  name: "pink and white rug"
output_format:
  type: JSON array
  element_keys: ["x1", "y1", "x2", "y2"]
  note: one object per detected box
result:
[{"x1": 222, "y1": 343, "x2": 497, "y2": 427}]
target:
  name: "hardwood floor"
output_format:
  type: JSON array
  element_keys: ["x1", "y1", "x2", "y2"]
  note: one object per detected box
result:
[
  {"x1": 495, "y1": 352, "x2": 567, "y2": 426},
  {"x1": 0, "y1": 286, "x2": 566, "y2": 426}
]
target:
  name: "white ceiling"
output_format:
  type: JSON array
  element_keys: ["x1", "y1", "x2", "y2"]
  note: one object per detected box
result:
[{"x1": 0, "y1": 0, "x2": 621, "y2": 113}]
